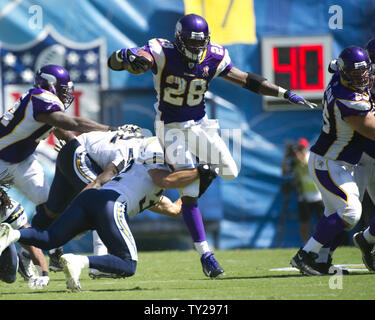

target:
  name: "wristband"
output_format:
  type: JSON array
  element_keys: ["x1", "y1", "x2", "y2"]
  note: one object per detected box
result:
[
  {"x1": 278, "y1": 87, "x2": 287, "y2": 98},
  {"x1": 42, "y1": 271, "x2": 49, "y2": 277},
  {"x1": 108, "y1": 126, "x2": 118, "y2": 131}
]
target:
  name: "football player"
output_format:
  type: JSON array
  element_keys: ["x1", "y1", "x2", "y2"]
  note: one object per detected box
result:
[
  {"x1": 0, "y1": 64, "x2": 128, "y2": 210},
  {"x1": 290, "y1": 46, "x2": 375, "y2": 275},
  {"x1": 32, "y1": 126, "x2": 145, "y2": 278},
  {"x1": 108, "y1": 14, "x2": 317, "y2": 278},
  {"x1": 323, "y1": 38, "x2": 375, "y2": 272},
  {"x1": 0, "y1": 185, "x2": 50, "y2": 288},
  {"x1": 0, "y1": 138, "x2": 217, "y2": 291},
  {"x1": 351, "y1": 38, "x2": 375, "y2": 271}
]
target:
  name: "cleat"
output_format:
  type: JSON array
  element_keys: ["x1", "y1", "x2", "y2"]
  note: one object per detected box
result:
[
  {"x1": 88, "y1": 268, "x2": 122, "y2": 279},
  {"x1": 353, "y1": 231, "x2": 375, "y2": 271},
  {"x1": 314, "y1": 256, "x2": 349, "y2": 275},
  {"x1": 200, "y1": 252, "x2": 225, "y2": 279},
  {"x1": 18, "y1": 249, "x2": 39, "y2": 280},
  {"x1": 0, "y1": 223, "x2": 19, "y2": 255},
  {"x1": 48, "y1": 247, "x2": 64, "y2": 272},
  {"x1": 290, "y1": 248, "x2": 323, "y2": 276},
  {"x1": 60, "y1": 254, "x2": 84, "y2": 292}
]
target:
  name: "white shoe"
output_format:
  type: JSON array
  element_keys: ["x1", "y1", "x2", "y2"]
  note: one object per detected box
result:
[
  {"x1": 59, "y1": 254, "x2": 85, "y2": 292},
  {"x1": 0, "y1": 223, "x2": 19, "y2": 256}
]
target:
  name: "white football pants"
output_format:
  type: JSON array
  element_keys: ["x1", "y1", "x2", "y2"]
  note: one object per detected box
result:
[
  {"x1": 308, "y1": 152, "x2": 365, "y2": 230},
  {"x1": 0, "y1": 154, "x2": 49, "y2": 205},
  {"x1": 155, "y1": 115, "x2": 239, "y2": 197}
]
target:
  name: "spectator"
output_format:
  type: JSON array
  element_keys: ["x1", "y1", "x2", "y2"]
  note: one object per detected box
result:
[{"x1": 282, "y1": 138, "x2": 323, "y2": 243}]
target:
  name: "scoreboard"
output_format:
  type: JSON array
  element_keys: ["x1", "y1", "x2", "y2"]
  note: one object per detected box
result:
[{"x1": 261, "y1": 35, "x2": 333, "y2": 111}]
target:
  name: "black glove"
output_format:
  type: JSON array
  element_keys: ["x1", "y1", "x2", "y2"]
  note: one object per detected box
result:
[
  {"x1": 197, "y1": 164, "x2": 218, "y2": 197},
  {"x1": 120, "y1": 48, "x2": 151, "y2": 73}
]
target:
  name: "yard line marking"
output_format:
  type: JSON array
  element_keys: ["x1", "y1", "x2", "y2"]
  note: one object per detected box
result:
[{"x1": 270, "y1": 264, "x2": 368, "y2": 272}]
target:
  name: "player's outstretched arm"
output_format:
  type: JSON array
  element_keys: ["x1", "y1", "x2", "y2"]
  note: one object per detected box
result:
[
  {"x1": 108, "y1": 48, "x2": 153, "y2": 75},
  {"x1": 35, "y1": 111, "x2": 111, "y2": 133},
  {"x1": 149, "y1": 196, "x2": 182, "y2": 218},
  {"x1": 19, "y1": 224, "x2": 48, "y2": 274},
  {"x1": 52, "y1": 127, "x2": 76, "y2": 143},
  {"x1": 148, "y1": 168, "x2": 199, "y2": 189},
  {"x1": 222, "y1": 66, "x2": 317, "y2": 108},
  {"x1": 83, "y1": 163, "x2": 120, "y2": 191}
]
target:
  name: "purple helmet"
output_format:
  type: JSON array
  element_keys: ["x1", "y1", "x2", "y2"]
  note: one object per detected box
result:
[
  {"x1": 174, "y1": 14, "x2": 210, "y2": 63},
  {"x1": 365, "y1": 38, "x2": 375, "y2": 63},
  {"x1": 34, "y1": 64, "x2": 74, "y2": 109},
  {"x1": 337, "y1": 46, "x2": 373, "y2": 91}
]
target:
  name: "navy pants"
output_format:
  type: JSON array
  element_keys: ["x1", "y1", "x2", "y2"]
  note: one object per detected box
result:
[
  {"x1": 32, "y1": 139, "x2": 102, "y2": 230},
  {"x1": 0, "y1": 243, "x2": 18, "y2": 283},
  {"x1": 22, "y1": 189, "x2": 137, "y2": 277}
]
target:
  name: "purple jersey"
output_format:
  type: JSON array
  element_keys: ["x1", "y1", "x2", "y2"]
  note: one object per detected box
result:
[
  {"x1": 144, "y1": 38, "x2": 232, "y2": 124},
  {"x1": 363, "y1": 91, "x2": 375, "y2": 158},
  {"x1": 0, "y1": 87, "x2": 64, "y2": 163},
  {"x1": 311, "y1": 72, "x2": 373, "y2": 164}
]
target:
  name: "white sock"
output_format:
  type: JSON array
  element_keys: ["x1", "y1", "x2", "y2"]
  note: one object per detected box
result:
[
  {"x1": 77, "y1": 255, "x2": 90, "y2": 268},
  {"x1": 12, "y1": 230, "x2": 20, "y2": 242},
  {"x1": 92, "y1": 231, "x2": 108, "y2": 256},
  {"x1": 363, "y1": 228, "x2": 375, "y2": 244},
  {"x1": 303, "y1": 237, "x2": 323, "y2": 254},
  {"x1": 194, "y1": 241, "x2": 210, "y2": 256},
  {"x1": 315, "y1": 247, "x2": 330, "y2": 263}
]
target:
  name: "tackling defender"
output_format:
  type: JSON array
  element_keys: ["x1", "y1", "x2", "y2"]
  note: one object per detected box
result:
[
  {"x1": 33, "y1": 127, "x2": 149, "y2": 277},
  {"x1": 290, "y1": 46, "x2": 374, "y2": 275},
  {"x1": 0, "y1": 138, "x2": 217, "y2": 291},
  {"x1": 108, "y1": 13, "x2": 317, "y2": 277}
]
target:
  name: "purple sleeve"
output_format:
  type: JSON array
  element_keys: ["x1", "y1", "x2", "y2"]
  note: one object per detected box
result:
[
  {"x1": 219, "y1": 61, "x2": 233, "y2": 76},
  {"x1": 31, "y1": 95, "x2": 64, "y2": 119}
]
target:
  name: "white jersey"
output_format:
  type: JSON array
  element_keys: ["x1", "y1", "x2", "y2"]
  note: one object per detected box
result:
[
  {"x1": 101, "y1": 137, "x2": 166, "y2": 218},
  {"x1": 76, "y1": 131, "x2": 144, "y2": 172},
  {"x1": 0, "y1": 199, "x2": 28, "y2": 230}
]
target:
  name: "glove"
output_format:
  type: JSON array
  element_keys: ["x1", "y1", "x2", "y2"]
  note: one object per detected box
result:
[
  {"x1": 28, "y1": 276, "x2": 49, "y2": 289},
  {"x1": 54, "y1": 139, "x2": 66, "y2": 152},
  {"x1": 284, "y1": 90, "x2": 318, "y2": 109},
  {"x1": 119, "y1": 48, "x2": 151, "y2": 74},
  {"x1": 109, "y1": 124, "x2": 143, "y2": 139},
  {"x1": 118, "y1": 124, "x2": 142, "y2": 134},
  {"x1": 197, "y1": 164, "x2": 218, "y2": 197}
]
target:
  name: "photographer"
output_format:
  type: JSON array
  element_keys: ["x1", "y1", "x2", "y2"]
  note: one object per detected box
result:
[{"x1": 282, "y1": 138, "x2": 323, "y2": 243}]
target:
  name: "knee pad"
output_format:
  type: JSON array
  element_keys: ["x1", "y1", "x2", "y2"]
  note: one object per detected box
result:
[
  {"x1": 339, "y1": 201, "x2": 362, "y2": 231},
  {"x1": 178, "y1": 180, "x2": 200, "y2": 198}
]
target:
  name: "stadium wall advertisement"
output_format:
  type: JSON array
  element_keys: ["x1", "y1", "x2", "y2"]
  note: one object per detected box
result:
[{"x1": 0, "y1": 0, "x2": 374, "y2": 252}]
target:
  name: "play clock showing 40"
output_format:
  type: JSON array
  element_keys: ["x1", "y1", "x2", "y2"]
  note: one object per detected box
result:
[{"x1": 261, "y1": 35, "x2": 332, "y2": 111}]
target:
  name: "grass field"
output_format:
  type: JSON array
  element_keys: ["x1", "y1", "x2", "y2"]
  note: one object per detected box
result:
[{"x1": 0, "y1": 247, "x2": 374, "y2": 301}]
